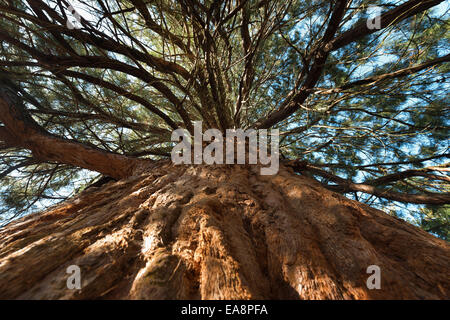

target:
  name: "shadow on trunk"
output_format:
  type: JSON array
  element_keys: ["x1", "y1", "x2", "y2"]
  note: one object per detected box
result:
[{"x1": 0, "y1": 161, "x2": 448, "y2": 299}]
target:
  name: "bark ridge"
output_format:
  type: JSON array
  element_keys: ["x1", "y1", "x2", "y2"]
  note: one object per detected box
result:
[{"x1": 0, "y1": 162, "x2": 448, "y2": 299}]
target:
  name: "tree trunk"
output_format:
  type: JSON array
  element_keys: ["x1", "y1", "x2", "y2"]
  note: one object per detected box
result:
[{"x1": 0, "y1": 162, "x2": 448, "y2": 299}]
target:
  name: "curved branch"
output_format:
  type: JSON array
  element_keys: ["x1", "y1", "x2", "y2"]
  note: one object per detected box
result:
[
  {"x1": 286, "y1": 160, "x2": 450, "y2": 205},
  {"x1": 329, "y1": 0, "x2": 445, "y2": 51},
  {"x1": 0, "y1": 159, "x2": 40, "y2": 180},
  {"x1": 317, "y1": 153, "x2": 450, "y2": 169},
  {"x1": 255, "y1": 0, "x2": 445, "y2": 129},
  {"x1": 336, "y1": 54, "x2": 450, "y2": 91},
  {"x1": 255, "y1": 0, "x2": 349, "y2": 129},
  {"x1": 55, "y1": 70, "x2": 179, "y2": 130},
  {"x1": 0, "y1": 32, "x2": 193, "y2": 133},
  {"x1": 8, "y1": 1, "x2": 192, "y2": 79},
  {"x1": 0, "y1": 80, "x2": 145, "y2": 180},
  {"x1": 366, "y1": 167, "x2": 450, "y2": 185}
]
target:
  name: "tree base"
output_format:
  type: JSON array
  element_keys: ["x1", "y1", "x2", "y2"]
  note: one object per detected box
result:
[{"x1": 0, "y1": 162, "x2": 448, "y2": 299}]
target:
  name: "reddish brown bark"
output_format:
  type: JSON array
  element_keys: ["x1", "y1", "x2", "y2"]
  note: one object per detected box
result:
[
  {"x1": 0, "y1": 86, "x2": 144, "y2": 180},
  {"x1": 0, "y1": 162, "x2": 448, "y2": 299}
]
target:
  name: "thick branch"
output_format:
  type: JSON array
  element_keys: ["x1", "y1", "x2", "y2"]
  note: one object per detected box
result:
[
  {"x1": 343, "y1": 183, "x2": 450, "y2": 205},
  {"x1": 0, "y1": 82, "x2": 144, "y2": 180},
  {"x1": 56, "y1": 70, "x2": 179, "y2": 130},
  {"x1": 255, "y1": 0, "x2": 444, "y2": 129},
  {"x1": 17, "y1": 1, "x2": 192, "y2": 79},
  {"x1": 255, "y1": 0, "x2": 348, "y2": 129},
  {"x1": 335, "y1": 54, "x2": 450, "y2": 91},
  {"x1": 0, "y1": 32, "x2": 193, "y2": 133},
  {"x1": 366, "y1": 168, "x2": 450, "y2": 185},
  {"x1": 287, "y1": 160, "x2": 450, "y2": 205},
  {"x1": 129, "y1": 0, "x2": 192, "y2": 55},
  {"x1": 317, "y1": 153, "x2": 450, "y2": 169},
  {"x1": 329, "y1": 0, "x2": 445, "y2": 51},
  {"x1": 0, "y1": 125, "x2": 19, "y2": 147}
]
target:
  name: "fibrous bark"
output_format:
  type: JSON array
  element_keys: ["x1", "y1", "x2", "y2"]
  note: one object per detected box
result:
[{"x1": 0, "y1": 162, "x2": 448, "y2": 299}]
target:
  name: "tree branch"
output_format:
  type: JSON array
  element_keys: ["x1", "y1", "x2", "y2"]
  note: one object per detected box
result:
[
  {"x1": 0, "y1": 31, "x2": 194, "y2": 133},
  {"x1": 0, "y1": 80, "x2": 145, "y2": 180},
  {"x1": 329, "y1": 0, "x2": 445, "y2": 51},
  {"x1": 286, "y1": 160, "x2": 450, "y2": 205},
  {"x1": 255, "y1": 0, "x2": 349, "y2": 129},
  {"x1": 366, "y1": 167, "x2": 450, "y2": 185},
  {"x1": 328, "y1": 54, "x2": 450, "y2": 91},
  {"x1": 317, "y1": 153, "x2": 450, "y2": 169},
  {"x1": 255, "y1": 0, "x2": 445, "y2": 129}
]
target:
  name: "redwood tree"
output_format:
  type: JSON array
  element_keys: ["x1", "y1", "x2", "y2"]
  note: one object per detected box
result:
[{"x1": 0, "y1": 0, "x2": 449, "y2": 299}]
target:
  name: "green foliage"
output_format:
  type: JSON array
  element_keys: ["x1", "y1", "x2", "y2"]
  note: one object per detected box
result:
[{"x1": 420, "y1": 205, "x2": 450, "y2": 240}]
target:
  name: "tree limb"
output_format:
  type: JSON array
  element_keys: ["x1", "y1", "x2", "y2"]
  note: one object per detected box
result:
[
  {"x1": 329, "y1": 0, "x2": 445, "y2": 51},
  {"x1": 255, "y1": 0, "x2": 445, "y2": 129},
  {"x1": 255, "y1": 0, "x2": 349, "y2": 129},
  {"x1": 0, "y1": 81, "x2": 145, "y2": 180},
  {"x1": 286, "y1": 160, "x2": 450, "y2": 205}
]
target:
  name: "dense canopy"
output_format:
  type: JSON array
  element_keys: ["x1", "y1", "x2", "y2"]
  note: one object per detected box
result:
[{"x1": 0, "y1": 0, "x2": 448, "y2": 238}]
